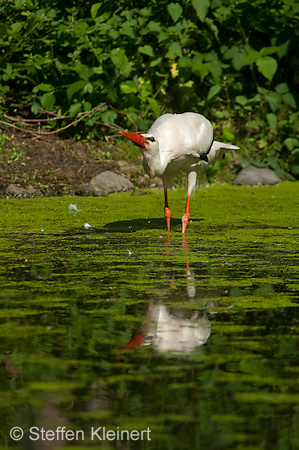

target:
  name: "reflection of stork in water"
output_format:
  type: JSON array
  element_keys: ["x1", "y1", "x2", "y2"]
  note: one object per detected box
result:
[{"x1": 119, "y1": 237, "x2": 213, "y2": 355}]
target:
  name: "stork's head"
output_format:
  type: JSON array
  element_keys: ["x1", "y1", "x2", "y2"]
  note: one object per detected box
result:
[{"x1": 120, "y1": 132, "x2": 158, "y2": 154}]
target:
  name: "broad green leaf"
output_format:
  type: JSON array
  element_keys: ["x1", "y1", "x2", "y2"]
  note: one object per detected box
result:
[
  {"x1": 15, "y1": 0, "x2": 25, "y2": 9},
  {"x1": 273, "y1": 168, "x2": 283, "y2": 179},
  {"x1": 120, "y1": 26, "x2": 135, "y2": 39},
  {"x1": 283, "y1": 137, "x2": 299, "y2": 151},
  {"x1": 235, "y1": 96, "x2": 248, "y2": 106},
  {"x1": 0, "y1": 83, "x2": 9, "y2": 92},
  {"x1": 41, "y1": 93, "x2": 56, "y2": 110},
  {"x1": 138, "y1": 16, "x2": 147, "y2": 27},
  {"x1": 243, "y1": 50, "x2": 260, "y2": 66},
  {"x1": 205, "y1": 17, "x2": 219, "y2": 39},
  {"x1": 83, "y1": 82, "x2": 93, "y2": 95},
  {"x1": 275, "y1": 83, "x2": 289, "y2": 94},
  {"x1": 109, "y1": 29, "x2": 119, "y2": 39},
  {"x1": 260, "y1": 46, "x2": 279, "y2": 57},
  {"x1": 139, "y1": 45, "x2": 154, "y2": 57},
  {"x1": 290, "y1": 165, "x2": 299, "y2": 175},
  {"x1": 166, "y1": 41, "x2": 182, "y2": 59},
  {"x1": 168, "y1": 3, "x2": 183, "y2": 23},
  {"x1": 147, "y1": 97, "x2": 161, "y2": 116},
  {"x1": 276, "y1": 40, "x2": 290, "y2": 58},
  {"x1": 94, "y1": 12, "x2": 111, "y2": 24},
  {"x1": 206, "y1": 61, "x2": 222, "y2": 83},
  {"x1": 32, "y1": 83, "x2": 54, "y2": 93},
  {"x1": 223, "y1": 46, "x2": 246, "y2": 70},
  {"x1": 191, "y1": 0, "x2": 210, "y2": 21},
  {"x1": 75, "y1": 20, "x2": 89, "y2": 31},
  {"x1": 31, "y1": 102, "x2": 39, "y2": 114},
  {"x1": 264, "y1": 156, "x2": 279, "y2": 169},
  {"x1": 291, "y1": 164, "x2": 299, "y2": 177},
  {"x1": 76, "y1": 65, "x2": 94, "y2": 81},
  {"x1": 138, "y1": 87, "x2": 151, "y2": 101},
  {"x1": 101, "y1": 110, "x2": 117, "y2": 124},
  {"x1": 222, "y1": 127, "x2": 235, "y2": 142},
  {"x1": 192, "y1": 61, "x2": 209, "y2": 80},
  {"x1": 83, "y1": 101, "x2": 92, "y2": 112},
  {"x1": 67, "y1": 80, "x2": 86, "y2": 101},
  {"x1": 11, "y1": 22, "x2": 22, "y2": 33},
  {"x1": 139, "y1": 7, "x2": 152, "y2": 17},
  {"x1": 249, "y1": 93, "x2": 262, "y2": 103},
  {"x1": 168, "y1": 22, "x2": 185, "y2": 35},
  {"x1": 90, "y1": 3, "x2": 102, "y2": 19},
  {"x1": 179, "y1": 56, "x2": 191, "y2": 68},
  {"x1": 110, "y1": 49, "x2": 131, "y2": 77},
  {"x1": 147, "y1": 21, "x2": 162, "y2": 32},
  {"x1": 258, "y1": 139, "x2": 267, "y2": 149},
  {"x1": 120, "y1": 81, "x2": 139, "y2": 94},
  {"x1": 69, "y1": 102, "x2": 82, "y2": 117},
  {"x1": 232, "y1": 49, "x2": 247, "y2": 71},
  {"x1": 223, "y1": 46, "x2": 238, "y2": 60},
  {"x1": 256, "y1": 56, "x2": 278, "y2": 81},
  {"x1": 282, "y1": 92, "x2": 297, "y2": 108},
  {"x1": 213, "y1": 4, "x2": 232, "y2": 21},
  {"x1": 33, "y1": 55, "x2": 45, "y2": 70},
  {"x1": 180, "y1": 80, "x2": 194, "y2": 88},
  {"x1": 158, "y1": 31, "x2": 169, "y2": 43},
  {"x1": 3, "y1": 63, "x2": 12, "y2": 77},
  {"x1": 265, "y1": 91, "x2": 281, "y2": 112},
  {"x1": 251, "y1": 160, "x2": 268, "y2": 168},
  {"x1": 150, "y1": 57, "x2": 162, "y2": 67},
  {"x1": 47, "y1": 8, "x2": 56, "y2": 19},
  {"x1": 207, "y1": 84, "x2": 221, "y2": 101},
  {"x1": 55, "y1": 60, "x2": 65, "y2": 72},
  {"x1": 266, "y1": 113, "x2": 277, "y2": 129}
]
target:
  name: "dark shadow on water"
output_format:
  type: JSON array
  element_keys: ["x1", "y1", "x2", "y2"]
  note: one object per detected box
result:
[
  {"x1": 45, "y1": 218, "x2": 204, "y2": 238},
  {"x1": 104, "y1": 217, "x2": 204, "y2": 232}
]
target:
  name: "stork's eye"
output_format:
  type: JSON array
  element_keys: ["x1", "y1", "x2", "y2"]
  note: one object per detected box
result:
[{"x1": 147, "y1": 137, "x2": 155, "y2": 142}]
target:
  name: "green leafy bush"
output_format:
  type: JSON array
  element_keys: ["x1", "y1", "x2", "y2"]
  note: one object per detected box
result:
[{"x1": 0, "y1": 0, "x2": 298, "y2": 177}]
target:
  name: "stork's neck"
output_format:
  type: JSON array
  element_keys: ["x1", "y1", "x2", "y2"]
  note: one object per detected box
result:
[{"x1": 142, "y1": 148, "x2": 164, "y2": 178}]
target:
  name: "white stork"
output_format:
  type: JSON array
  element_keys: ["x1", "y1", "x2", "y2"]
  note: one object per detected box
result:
[{"x1": 121, "y1": 112, "x2": 239, "y2": 233}]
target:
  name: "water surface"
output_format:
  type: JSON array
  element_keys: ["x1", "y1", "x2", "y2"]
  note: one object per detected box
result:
[{"x1": 0, "y1": 183, "x2": 298, "y2": 449}]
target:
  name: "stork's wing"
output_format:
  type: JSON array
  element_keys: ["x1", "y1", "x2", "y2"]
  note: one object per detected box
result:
[{"x1": 148, "y1": 112, "x2": 214, "y2": 162}]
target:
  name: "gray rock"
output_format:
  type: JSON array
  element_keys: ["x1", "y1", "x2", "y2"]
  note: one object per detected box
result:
[
  {"x1": 90, "y1": 170, "x2": 134, "y2": 193},
  {"x1": 77, "y1": 170, "x2": 134, "y2": 196},
  {"x1": 5, "y1": 184, "x2": 27, "y2": 197},
  {"x1": 5, "y1": 184, "x2": 42, "y2": 197},
  {"x1": 76, "y1": 183, "x2": 105, "y2": 196},
  {"x1": 233, "y1": 165, "x2": 280, "y2": 186},
  {"x1": 25, "y1": 186, "x2": 42, "y2": 197}
]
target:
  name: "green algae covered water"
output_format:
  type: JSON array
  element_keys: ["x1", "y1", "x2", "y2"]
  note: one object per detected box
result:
[{"x1": 0, "y1": 182, "x2": 298, "y2": 450}]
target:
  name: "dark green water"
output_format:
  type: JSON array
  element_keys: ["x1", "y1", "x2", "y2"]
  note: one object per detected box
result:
[{"x1": 0, "y1": 183, "x2": 298, "y2": 449}]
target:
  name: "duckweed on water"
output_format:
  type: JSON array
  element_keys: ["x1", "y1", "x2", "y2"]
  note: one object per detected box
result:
[{"x1": 0, "y1": 182, "x2": 298, "y2": 449}]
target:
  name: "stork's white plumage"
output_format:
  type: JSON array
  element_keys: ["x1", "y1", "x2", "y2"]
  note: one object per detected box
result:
[{"x1": 121, "y1": 112, "x2": 239, "y2": 233}]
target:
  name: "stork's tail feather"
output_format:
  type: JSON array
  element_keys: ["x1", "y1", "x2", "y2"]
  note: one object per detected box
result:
[
  {"x1": 202, "y1": 140, "x2": 239, "y2": 166},
  {"x1": 211, "y1": 141, "x2": 239, "y2": 151}
]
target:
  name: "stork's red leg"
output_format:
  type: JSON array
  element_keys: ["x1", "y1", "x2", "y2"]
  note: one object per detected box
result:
[
  {"x1": 182, "y1": 195, "x2": 190, "y2": 233},
  {"x1": 164, "y1": 186, "x2": 171, "y2": 231}
]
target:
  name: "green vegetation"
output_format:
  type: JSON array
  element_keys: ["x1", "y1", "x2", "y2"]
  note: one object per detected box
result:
[
  {"x1": 0, "y1": 0, "x2": 299, "y2": 179},
  {"x1": 0, "y1": 132, "x2": 23, "y2": 164},
  {"x1": 0, "y1": 183, "x2": 298, "y2": 448}
]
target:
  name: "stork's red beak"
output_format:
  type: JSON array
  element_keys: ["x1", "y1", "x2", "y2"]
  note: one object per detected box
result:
[
  {"x1": 118, "y1": 333, "x2": 145, "y2": 355},
  {"x1": 121, "y1": 131, "x2": 146, "y2": 148}
]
